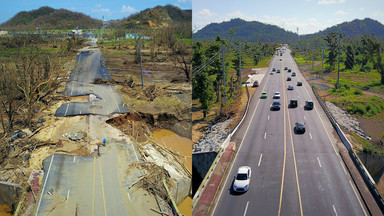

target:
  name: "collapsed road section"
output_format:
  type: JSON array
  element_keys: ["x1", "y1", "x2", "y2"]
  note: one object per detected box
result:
[{"x1": 55, "y1": 47, "x2": 128, "y2": 117}]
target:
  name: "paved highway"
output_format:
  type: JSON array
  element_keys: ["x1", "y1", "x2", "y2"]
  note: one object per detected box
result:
[
  {"x1": 211, "y1": 48, "x2": 368, "y2": 216},
  {"x1": 55, "y1": 48, "x2": 128, "y2": 116}
]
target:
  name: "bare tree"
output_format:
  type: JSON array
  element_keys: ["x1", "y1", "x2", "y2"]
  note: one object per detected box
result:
[
  {"x1": 172, "y1": 41, "x2": 191, "y2": 81},
  {"x1": 0, "y1": 64, "x2": 23, "y2": 132},
  {"x1": 16, "y1": 49, "x2": 63, "y2": 128}
]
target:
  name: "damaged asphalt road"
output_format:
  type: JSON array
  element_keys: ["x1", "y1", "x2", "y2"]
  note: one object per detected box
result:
[{"x1": 55, "y1": 48, "x2": 128, "y2": 117}]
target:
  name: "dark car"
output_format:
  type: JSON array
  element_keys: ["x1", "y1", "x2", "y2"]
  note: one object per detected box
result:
[
  {"x1": 305, "y1": 100, "x2": 314, "y2": 110},
  {"x1": 277, "y1": 69, "x2": 280, "y2": 73},
  {"x1": 272, "y1": 68, "x2": 276, "y2": 72},
  {"x1": 295, "y1": 122, "x2": 306, "y2": 133},
  {"x1": 297, "y1": 81, "x2": 302, "y2": 86},
  {"x1": 272, "y1": 100, "x2": 281, "y2": 110},
  {"x1": 253, "y1": 80, "x2": 259, "y2": 87},
  {"x1": 292, "y1": 72, "x2": 296, "y2": 77},
  {"x1": 287, "y1": 77, "x2": 291, "y2": 81},
  {"x1": 287, "y1": 85, "x2": 294, "y2": 90},
  {"x1": 290, "y1": 99, "x2": 298, "y2": 108},
  {"x1": 288, "y1": 69, "x2": 292, "y2": 72},
  {"x1": 284, "y1": 66, "x2": 288, "y2": 70}
]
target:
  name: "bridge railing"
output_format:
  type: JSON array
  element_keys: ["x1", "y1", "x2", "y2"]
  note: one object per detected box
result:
[
  {"x1": 192, "y1": 85, "x2": 251, "y2": 209},
  {"x1": 312, "y1": 85, "x2": 384, "y2": 213}
]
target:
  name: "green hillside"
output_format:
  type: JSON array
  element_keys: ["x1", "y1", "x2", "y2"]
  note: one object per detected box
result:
[
  {"x1": 0, "y1": 6, "x2": 102, "y2": 31},
  {"x1": 194, "y1": 18, "x2": 384, "y2": 43},
  {"x1": 193, "y1": 18, "x2": 298, "y2": 43}
]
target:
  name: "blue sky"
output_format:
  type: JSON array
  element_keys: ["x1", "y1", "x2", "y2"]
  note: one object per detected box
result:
[
  {"x1": 193, "y1": 0, "x2": 384, "y2": 34},
  {"x1": 0, "y1": 0, "x2": 191, "y2": 24}
]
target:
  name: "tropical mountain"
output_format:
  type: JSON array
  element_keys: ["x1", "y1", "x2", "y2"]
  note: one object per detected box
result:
[
  {"x1": 193, "y1": 18, "x2": 298, "y2": 43},
  {"x1": 303, "y1": 18, "x2": 384, "y2": 39},
  {"x1": 111, "y1": 5, "x2": 192, "y2": 29},
  {"x1": 194, "y1": 18, "x2": 384, "y2": 43},
  {"x1": 0, "y1": 6, "x2": 102, "y2": 31}
]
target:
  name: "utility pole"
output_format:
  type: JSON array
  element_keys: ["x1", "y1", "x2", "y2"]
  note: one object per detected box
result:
[
  {"x1": 321, "y1": 44, "x2": 324, "y2": 79},
  {"x1": 312, "y1": 45, "x2": 315, "y2": 70},
  {"x1": 139, "y1": 39, "x2": 144, "y2": 89},
  {"x1": 101, "y1": 15, "x2": 104, "y2": 39},
  {"x1": 336, "y1": 35, "x2": 341, "y2": 89},
  {"x1": 222, "y1": 45, "x2": 226, "y2": 112},
  {"x1": 239, "y1": 42, "x2": 242, "y2": 87}
]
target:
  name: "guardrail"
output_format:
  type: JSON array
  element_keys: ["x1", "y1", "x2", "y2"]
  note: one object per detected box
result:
[
  {"x1": 311, "y1": 85, "x2": 384, "y2": 213},
  {"x1": 193, "y1": 85, "x2": 251, "y2": 208}
]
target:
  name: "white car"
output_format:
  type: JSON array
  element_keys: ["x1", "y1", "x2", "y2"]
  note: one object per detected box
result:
[
  {"x1": 273, "y1": 92, "x2": 281, "y2": 99},
  {"x1": 233, "y1": 166, "x2": 251, "y2": 192}
]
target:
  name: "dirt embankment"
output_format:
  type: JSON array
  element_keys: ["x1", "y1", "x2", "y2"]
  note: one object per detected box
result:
[{"x1": 100, "y1": 43, "x2": 192, "y2": 142}]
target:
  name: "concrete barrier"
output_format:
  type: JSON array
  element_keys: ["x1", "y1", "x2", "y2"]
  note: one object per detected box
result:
[
  {"x1": 0, "y1": 181, "x2": 21, "y2": 210},
  {"x1": 193, "y1": 85, "x2": 251, "y2": 208},
  {"x1": 312, "y1": 86, "x2": 384, "y2": 213}
]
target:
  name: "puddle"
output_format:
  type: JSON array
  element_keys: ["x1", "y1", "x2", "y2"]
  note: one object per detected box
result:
[
  {"x1": 0, "y1": 204, "x2": 12, "y2": 216},
  {"x1": 152, "y1": 129, "x2": 192, "y2": 173},
  {"x1": 178, "y1": 196, "x2": 192, "y2": 216},
  {"x1": 143, "y1": 69, "x2": 153, "y2": 78}
]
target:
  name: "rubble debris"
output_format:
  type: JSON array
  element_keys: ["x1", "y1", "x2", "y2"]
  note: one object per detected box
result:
[{"x1": 63, "y1": 132, "x2": 84, "y2": 142}]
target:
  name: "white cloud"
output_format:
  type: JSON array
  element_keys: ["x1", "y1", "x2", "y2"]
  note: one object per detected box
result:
[
  {"x1": 95, "y1": 4, "x2": 102, "y2": 8},
  {"x1": 360, "y1": 7, "x2": 365, "y2": 11},
  {"x1": 196, "y1": 9, "x2": 217, "y2": 19},
  {"x1": 335, "y1": 10, "x2": 345, "y2": 16},
  {"x1": 177, "y1": 0, "x2": 188, "y2": 3},
  {"x1": 121, "y1": 5, "x2": 137, "y2": 14},
  {"x1": 92, "y1": 8, "x2": 111, "y2": 14},
  {"x1": 318, "y1": 0, "x2": 345, "y2": 5}
]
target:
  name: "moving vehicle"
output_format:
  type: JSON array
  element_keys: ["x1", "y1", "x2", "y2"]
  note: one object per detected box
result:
[
  {"x1": 261, "y1": 91, "x2": 267, "y2": 99},
  {"x1": 287, "y1": 77, "x2": 291, "y2": 81},
  {"x1": 288, "y1": 69, "x2": 292, "y2": 72},
  {"x1": 277, "y1": 69, "x2": 280, "y2": 73},
  {"x1": 284, "y1": 66, "x2": 288, "y2": 70},
  {"x1": 297, "y1": 81, "x2": 302, "y2": 86},
  {"x1": 305, "y1": 100, "x2": 314, "y2": 110},
  {"x1": 292, "y1": 72, "x2": 296, "y2": 77},
  {"x1": 290, "y1": 99, "x2": 298, "y2": 108},
  {"x1": 233, "y1": 166, "x2": 251, "y2": 192},
  {"x1": 295, "y1": 122, "x2": 306, "y2": 133},
  {"x1": 272, "y1": 68, "x2": 276, "y2": 72},
  {"x1": 273, "y1": 92, "x2": 281, "y2": 99},
  {"x1": 272, "y1": 100, "x2": 281, "y2": 110},
  {"x1": 253, "y1": 80, "x2": 259, "y2": 87},
  {"x1": 288, "y1": 85, "x2": 294, "y2": 90}
]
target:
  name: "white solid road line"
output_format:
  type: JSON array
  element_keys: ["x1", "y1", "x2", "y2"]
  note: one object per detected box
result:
[
  {"x1": 64, "y1": 103, "x2": 70, "y2": 116},
  {"x1": 109, "y1": 85, "x2": 121, "y2": 112},
  {"x1": 317, "y1": 157, "x2": 322, "y2": 168},
  {"x1": 211, "y1": 65, "x2": 271, "y2": 216},
  {"x1": 264, "y1": 132, "x2": 267, "y2": 139},
  {"x1": 35, "y1": 155, "x2": 55, "y2": 216},
  {"x1": 258, "y1": 154, "x2": 263, "y2": 167},
  {"x1": 333, "y1": 205, "x2": 338, "y2": 216},
  {"x1": 304, "y1": 116, "x2": 306, "y2": 120},
  {"x1": 349, "y1": 180, "x2": 368, "y2": 216},
  {"x1": 66, "y1": 189, "x2": 70, "y2": 208},
  {"x1": 73, "y1": 156, "x2": 76, "y2": 163},
  {"x1": 309, "y1": 133, "x2": 313, "y2": 140},
  {"x1": 268, "y1": 115, "x2": 270, "y2": 120},
  {"x1": 243, "y1": 201, "x2": 249, "y2": 216}
]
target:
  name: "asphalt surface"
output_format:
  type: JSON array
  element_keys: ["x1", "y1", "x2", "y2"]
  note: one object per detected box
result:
[
  {"x1": 55, "y1": 48, "x2": 128, "y2": 116},
  {"x1": 211, "y1": 48, "x2": 368, "y2": 216},
  {"x1": 34, "y1": 142, "x2": 156, "y2": 216}
]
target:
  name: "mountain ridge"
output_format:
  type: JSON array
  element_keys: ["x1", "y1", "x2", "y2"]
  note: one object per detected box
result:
[
  {"x1": 194, "y1": 18, "x2": 384, "y2": 42},
  {"x1": 0, "y1": 6, "x2": 102, "y2": 31}
]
